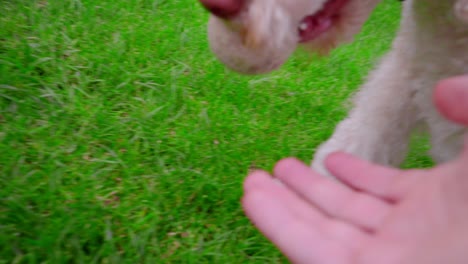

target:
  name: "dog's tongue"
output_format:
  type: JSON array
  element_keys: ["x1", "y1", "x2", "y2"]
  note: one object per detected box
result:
[{"x1": 298, "y1": 0, "x2": 348, "y2": 42}]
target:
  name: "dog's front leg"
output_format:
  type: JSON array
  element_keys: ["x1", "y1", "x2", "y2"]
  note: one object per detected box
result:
[{"x1": 312, "y1": 49, "x2": 418, "y2": 176}]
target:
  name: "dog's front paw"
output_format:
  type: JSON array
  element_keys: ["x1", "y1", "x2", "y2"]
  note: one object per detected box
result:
[
  {"x1": 455, "y1": 0, "x2": 468, "y2": 24},
  {"x1": 311, "y1": 139, "x2": 344, "y2": 177},
  {"x1": 311, "y1": 121, "x2": 408, "y2": 178},
  {"x1": 311, "y1": 135, "x2": 374, "y2": 178}
]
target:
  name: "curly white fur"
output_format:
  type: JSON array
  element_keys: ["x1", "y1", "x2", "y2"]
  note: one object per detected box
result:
[{"x1": 312, "y1": 0, "x2": 468, "y2": 175}]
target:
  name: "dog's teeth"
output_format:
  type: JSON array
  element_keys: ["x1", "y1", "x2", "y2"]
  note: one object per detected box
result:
[{"x1": 299, "y1": 22, "x2": 308, "y2": 31}]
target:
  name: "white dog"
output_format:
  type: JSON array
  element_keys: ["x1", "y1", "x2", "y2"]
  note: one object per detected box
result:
[{"x1": 200, "y1": 0, "x2": 468, "y2": 175}]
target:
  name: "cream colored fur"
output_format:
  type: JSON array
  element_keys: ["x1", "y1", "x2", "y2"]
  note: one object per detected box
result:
[
  {"x1": 313, "y1": 0, "x2": 468, "y2": 175},
  {"x1": 205, "y1": 0, "x2": 468, "y2": 175}
]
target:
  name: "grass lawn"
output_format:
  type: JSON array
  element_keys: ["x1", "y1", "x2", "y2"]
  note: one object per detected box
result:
[{"x1": 0, "y1": 0, "x2": 432, "y2": 263}]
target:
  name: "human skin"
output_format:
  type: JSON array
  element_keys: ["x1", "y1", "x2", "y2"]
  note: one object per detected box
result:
[{"x1": 242, "y1": 75, "x2": 468, "y2": 264}]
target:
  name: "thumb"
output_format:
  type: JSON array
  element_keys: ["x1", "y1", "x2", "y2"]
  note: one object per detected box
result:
[{"x1": 433, "y1": 75, "x2": 468, "y2": 125}]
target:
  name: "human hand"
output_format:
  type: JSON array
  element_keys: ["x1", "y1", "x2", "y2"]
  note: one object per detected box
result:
[{"x1": 243, "y1": 141, "x2": 468, "y2": 264}]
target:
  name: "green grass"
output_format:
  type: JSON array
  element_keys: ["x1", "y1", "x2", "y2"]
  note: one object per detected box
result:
[{"x1": 0, "y1": 0, "x2": 431, "y2": 263}]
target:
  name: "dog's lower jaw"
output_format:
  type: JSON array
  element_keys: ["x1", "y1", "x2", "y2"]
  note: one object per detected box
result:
[{"x1": 207, "y1": 11, "x2": 298, "y2": 74}]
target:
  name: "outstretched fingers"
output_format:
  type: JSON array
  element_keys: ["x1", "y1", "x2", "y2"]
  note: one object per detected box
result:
[
  {"x1": 242, "y1": 170, "x2": 369, "y2": 264},
  {"x1": 325, "y1": 152, "x2": 419, "y2": 201},
  {"x1": 273, "y1": 158, "x2": 392, "y2": 231},
  {"x1": 243, "y1": 170, "x2": 323, "y2": 224}
]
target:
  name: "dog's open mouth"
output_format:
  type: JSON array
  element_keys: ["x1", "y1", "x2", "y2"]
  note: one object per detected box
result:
[{"x1": 298, "y1": 0, "x2": 350, "y2": 42}]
